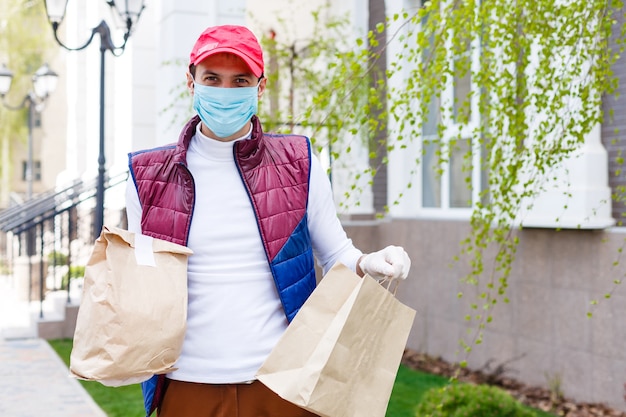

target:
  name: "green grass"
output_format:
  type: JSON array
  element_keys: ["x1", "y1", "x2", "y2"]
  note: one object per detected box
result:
[
  {"x1": 49, "y1": 339, "x2": 555, "y2": 417},
  {"x1": 387, "y1": 365, "x2": 452, "y2": 416},
  {"x1": 48, "y1": 339, "x2": 144, "y2": 417},
  {"x1": 388, "y1": 365, "x2": 556, "y2": 417}
]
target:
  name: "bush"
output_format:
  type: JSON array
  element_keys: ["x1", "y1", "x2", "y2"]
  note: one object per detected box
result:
[
  {"x1": 48, "y1": 251, "x2": 69, "y2": 265},
  {"x1": 415, "y1": 382, "x2": 535, "y2": 417},
  {"x1": 62, "y1": 265, "x2": 85, "y2": 289},
  {"x1": 67, "y1": 265, "x2": 85, "y2": 279}
]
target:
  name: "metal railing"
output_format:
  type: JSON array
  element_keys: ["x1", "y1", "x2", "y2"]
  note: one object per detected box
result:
[{"x1": 0, "y1": 171, "x2": 128, "y2": 318}]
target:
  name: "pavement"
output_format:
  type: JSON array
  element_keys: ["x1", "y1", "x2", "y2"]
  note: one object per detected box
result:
[{"x1": 0, "y1": 274, "x2": 108, "y2": 417}]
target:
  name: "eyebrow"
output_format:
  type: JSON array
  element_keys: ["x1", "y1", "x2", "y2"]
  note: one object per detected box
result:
[{"x1": 199, "y1": 70, "x2": 254, "y2": 78}]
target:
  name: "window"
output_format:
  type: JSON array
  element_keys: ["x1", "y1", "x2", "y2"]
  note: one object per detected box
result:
[
  {"x1": 380, "y1": 0, "x2": 486, "y2": 217},
  {"x1": 22, "y1": 160, "x2": 42, "y2": 182},
  {"x1": 419, "y1": 0, "x2": 479, "y2": 212},
  {"x1": 32, "y1": 111, "x2": 42, "y2": 128},
  {"x1": 388, "y1": 0, "x2": 613, "y2": 227}
]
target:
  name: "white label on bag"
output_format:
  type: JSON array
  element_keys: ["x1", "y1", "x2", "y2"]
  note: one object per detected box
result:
[{"x1": 134, "y1": 234, "x2": 156, "y2": 267}]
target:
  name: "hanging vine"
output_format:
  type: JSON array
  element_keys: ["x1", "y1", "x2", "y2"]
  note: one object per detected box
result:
[{"x1": 255, "y1": 0, "x2": 625, "y2": 363}]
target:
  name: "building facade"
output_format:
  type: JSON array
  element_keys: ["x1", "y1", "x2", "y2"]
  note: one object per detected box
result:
[
  {"x1": 9, "y1": 0, "x2": 626, "y2": 411},
  {"x1": 356, "y1": 0, "x2": 626, "y2": 411}
]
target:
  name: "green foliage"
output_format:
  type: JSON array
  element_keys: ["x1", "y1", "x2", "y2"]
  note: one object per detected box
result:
[
  {"x1": 544, "y1": 372, "x2": 564, "y2": 408},
  {"x1": 164, "y1": 0, "x2": 624, "y2": 360},
  {"x1": 387, "y1": 365, "x2": 451, "y2": 416},
  {"x1": 382, "y1": 0, "x2": 623, "y2": 357},
  {"x1": 46, "y1": 251, "x2": 83, "y2": 289},
  {"x1": 257, "y1": 7, "x2": 372, "y2": 139},
  {"x1": 158, "y1": 58, "x2": 193, "y2": 133},
  {"x1": 254, "y1": 4, "x2": 381, "y2": 210},
  {"x1": 67, "y1": 265, "x2": 85, "y2": 278},
  {"x1": 47, "y1": 250, "x2": 68, "y2": 266},
  {"x1": 253, "y1": 0, "x2": 626, "y2": 359},
  {"x1": 256, "y1": 0, "x2": 624, "y2": 356},
  {"x1": 60, "y1": 265, "x2": 85, "y2": 290},
  {"x1": 0, "y1": 0, "x2": 57, "y2": 201},
  {"x1": 415, "y1": 383, "x2": 536, "y2": 417}
]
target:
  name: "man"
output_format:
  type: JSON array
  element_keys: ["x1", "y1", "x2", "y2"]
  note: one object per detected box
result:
[{"x1": 126, "y1": 24, "x2": 411, "y2": 417}]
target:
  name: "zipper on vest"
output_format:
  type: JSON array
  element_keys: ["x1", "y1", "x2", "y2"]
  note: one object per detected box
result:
[{"x1": 178, "y1": 161, "x2": 196, "y2": 246}]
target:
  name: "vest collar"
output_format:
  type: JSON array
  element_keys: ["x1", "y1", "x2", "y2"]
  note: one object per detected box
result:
[{"x1": 176, "y1": 115, "x2": 265, "y2": 164}]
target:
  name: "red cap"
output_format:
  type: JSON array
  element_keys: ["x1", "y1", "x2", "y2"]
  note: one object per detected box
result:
[{"x1": 189, "y1": 25, "x2": 264, "y2": 77}]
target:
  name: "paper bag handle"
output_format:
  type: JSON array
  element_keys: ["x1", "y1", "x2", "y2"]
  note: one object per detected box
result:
[{"x1": 376, "y1": 277, "x2": 400, "y2": 296}]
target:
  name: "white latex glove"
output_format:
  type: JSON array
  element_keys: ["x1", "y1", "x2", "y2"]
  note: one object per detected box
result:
[{"x1": 359, "y1": 245, "x2": 411, "y2": 281}]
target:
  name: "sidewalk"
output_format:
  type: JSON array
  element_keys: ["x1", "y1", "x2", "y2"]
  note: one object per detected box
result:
[{"x1": 0, "y1": 275, "x2": 107, "y2": 417}]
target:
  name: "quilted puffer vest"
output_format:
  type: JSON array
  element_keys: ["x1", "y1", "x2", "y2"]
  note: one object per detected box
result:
[{"x1": 128, "y1": 115, "x2": 316, "y2": 417}]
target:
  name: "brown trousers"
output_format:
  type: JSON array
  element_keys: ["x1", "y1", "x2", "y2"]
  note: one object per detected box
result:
[{"x1": 158, "y1": 379, "x2": 318, "y2": 417}]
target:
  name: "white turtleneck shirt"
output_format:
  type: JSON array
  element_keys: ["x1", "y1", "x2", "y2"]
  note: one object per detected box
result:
[{"x1": 125, "y1": 122, "x2": 362, "y2": 384}]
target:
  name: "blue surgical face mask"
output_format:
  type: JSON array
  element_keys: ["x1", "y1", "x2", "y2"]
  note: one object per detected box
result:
[{"x1": 193, "y1": 82, "x2": 259, "y2": 138}]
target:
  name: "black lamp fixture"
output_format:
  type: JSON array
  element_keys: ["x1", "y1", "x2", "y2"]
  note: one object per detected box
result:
[
  {"x1": 45, "y1": 0, "x2": 145, "y2": 53},
  {"x1": 44, "y1": 0, "x2": 146, "y2": 239},
  {"x1": 0, "y1": 63, "x2": 59, "y2": 199}
]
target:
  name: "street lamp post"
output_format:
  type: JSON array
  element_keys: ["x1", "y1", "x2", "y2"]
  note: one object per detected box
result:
[
  {"x1": 0, "y1": 63, "x2": 59, "y2": 200},
  {"x1": 44, "y1": 0, "x2": 145, "y2": 238},
  {"x1": 0, "y1": 62, "x2": 58, "y2": 283}
]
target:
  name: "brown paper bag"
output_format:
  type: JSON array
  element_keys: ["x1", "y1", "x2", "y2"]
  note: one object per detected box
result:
[
  {"x1": 256, "y1": 263, "x2": 416, "y2": 417},
  {"x1": 69, "y1": 225, "x2": 193, "y2": 386}
]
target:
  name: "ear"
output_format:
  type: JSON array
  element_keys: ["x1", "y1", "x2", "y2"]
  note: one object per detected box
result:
[
  {"x1": 186, "y1": 72, "x2": 195, "y2": 95},
  {"x1": 257, "y1": 77, "x2": 267, "y2": 99}
]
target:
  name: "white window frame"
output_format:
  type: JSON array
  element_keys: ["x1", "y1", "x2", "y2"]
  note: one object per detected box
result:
[
  {"x1": 387, "y1": 0, "x2": 483, "y2": 219},
  {"x1": 386, "y1": 0, "x2": 613, "y2": 229}
]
